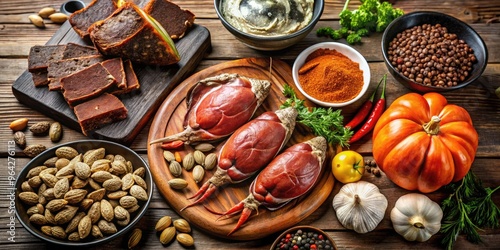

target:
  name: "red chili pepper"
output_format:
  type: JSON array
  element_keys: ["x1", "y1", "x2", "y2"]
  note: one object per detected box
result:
[
  {"x1": 349, "y1": 74, "x2": 387, "y2": 144},
  {"x1": 345, "y1": 76, "x2": 384, "y2": 129},
  {"x1": 160, "y1": 140, "x2": 184, "y2": 150}
]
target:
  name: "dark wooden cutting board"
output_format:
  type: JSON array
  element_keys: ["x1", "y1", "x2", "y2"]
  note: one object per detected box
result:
[
  {"x1": 148, "y1": 58, "x2": 339, "y2": 240},
  {"x1": 12, "y1": 21, "x2": 211, "y2": 145}
]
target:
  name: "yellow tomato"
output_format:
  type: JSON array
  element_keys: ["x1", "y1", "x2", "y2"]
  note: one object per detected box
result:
[{"x1": 331, "y1": 150, "x2": 365, "y2": 183}]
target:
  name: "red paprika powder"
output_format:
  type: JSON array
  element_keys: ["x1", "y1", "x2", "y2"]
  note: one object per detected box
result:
[{"x1": 298, "y1": 48, "x2": 364, "y2": 103}]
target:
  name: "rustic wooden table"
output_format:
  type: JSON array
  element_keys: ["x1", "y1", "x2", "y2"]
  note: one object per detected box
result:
[{"x1": 1, "y1": 0, "x2": 499, "y2": 249}]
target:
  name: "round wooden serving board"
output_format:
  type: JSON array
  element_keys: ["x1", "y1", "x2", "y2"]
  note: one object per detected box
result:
[{"x1": 147, "y1": 58, "x2": 336, "y2": 240}]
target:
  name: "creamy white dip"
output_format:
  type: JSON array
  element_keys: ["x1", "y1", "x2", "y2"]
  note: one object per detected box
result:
[{"x1": 222, "y1": 0, "x2": 314, "y2": 36}]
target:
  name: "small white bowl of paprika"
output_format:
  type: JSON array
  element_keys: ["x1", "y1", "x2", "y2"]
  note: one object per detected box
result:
[{"x1": 292, "y1": 42, "x2": 370, "y2": 107}]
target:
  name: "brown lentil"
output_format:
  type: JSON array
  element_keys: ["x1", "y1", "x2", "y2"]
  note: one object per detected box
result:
[{"x1": 387, "y1": 23, "x2": 476, "y2": 87}]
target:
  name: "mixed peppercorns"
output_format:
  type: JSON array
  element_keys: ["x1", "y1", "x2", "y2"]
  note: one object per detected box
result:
[
  {"x1": 275, "y1": 229, "x2": 334, "y2": 250},
  {"x1": 387, "y1": 23, "x2": 476, "y2": 87}
]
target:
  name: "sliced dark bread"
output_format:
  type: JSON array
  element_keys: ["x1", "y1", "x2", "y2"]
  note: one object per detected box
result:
[
  {"x1": 89, "y1": 2, "x2": 180, "y2": 66},
  {"x1": 28, "y1": 45, "x2": 66, "y2": 73},
  {"x1": 123, "y1": 59, "x2": 140, "y2": 92},
  {"x1": 61, "y1": 62, "x2": 116, "y2": 107},
  {"x1": 47, "y1": 55, "x2": 105, "y2": 91},
  {"x1": 69, "y1": 0, "x2": 118, "y2": 39},
  {"x1": 74, "y1": 93, "x2": 128, "y2": 136},
  {"x1": 101, "y1": 57, "x2": 126, "y2": 89},
  {"x1": 32, "y1": 71, "x2": 50, "y2": 87},
  {"x1": 143, "y1": 0, "x2": 195, "y2": 40},
  {"x1": 62, "y1": 43, "x2": 100, "y2": 59}
]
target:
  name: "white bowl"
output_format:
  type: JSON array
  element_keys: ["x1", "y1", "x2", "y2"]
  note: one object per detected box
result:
[{"x1": 292, "y1": 42, "x2": 371, "y2": 107}]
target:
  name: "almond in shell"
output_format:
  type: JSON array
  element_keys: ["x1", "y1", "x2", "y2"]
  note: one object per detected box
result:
[
  {"x1": 128, "y1": 228, "x2": 142, "y2": 250},
  {"x1": 55, "y1": 146, "x2": 79, "y2": 159},
  {"x1": 45, "y1": 199, "x2": 68, "y2": 212},
  {"x1": 173, "y1": 218, "x2": 191, "y2": 233},
  {"x1": 53, "y1": 178, "x2": 69, "y2": 198},
  {"x1": 119, "y1": 196, "x2": 137, "y2": 209},
  {"x1": 159, "y1": 227, "x2": 176, "y2": 245},
  {"x1": 65, "y1": 212, "x2": 85, "y2": 234},
  {"x1": 44, "y1": 207, "x2": 56, "y2": 225},
  {"x1": 182, "y1": 152, "x2": 195, "y2": 171},
  {"x1": 54, "y1": 205, "x2": 78, "y2": 225},
  {"x1": 88, "y1": 202, "x2": 101, "y2": 224},
  {"x1": 19, "y1": 191, "x2": 39, "y2": 205},
  {"x1": 91, "y1": 225, "x2": 103, "y2": 238},
  {"x1": 168, "y1": 161, "x2": 182, "y2": 177},
  {"x1": 98, "y1": 220, "x2": 117, "y2": 235},
  {"x1": 133, "y1": 167, "x2": 145, "y2": 178},
  {"x1": 64, "y1": 189, "x2": 88, "y2": 204},
  {"x1": 68, "y1": 231, "x2": 80, "y2": 241},
  {"x1": 49, "y1": 122, "x2": 62, "y2": 142},
  {"x1": 114, "y1": 206, "x2": 129, "y2": 221},
  {"x1": 87, "y1": 188, "x2": 106, "y2": 201},
  {"x1": 38, "y1": 7, "x2": 56, "y2": 18},
  {"x1": 155, "y1": 216, "x2": 172, "y2": 232},
  {"x1": 177, "y1": 233, "x2": 194, "y2": 247},
  {"x1": 27, "y1": 166, "x2": 47, "y2": 178},
  {"x1": 78, "y1": 215, "x2": 92, "y2": 239},
  {"x1": 13, "y1": 131, "x2": 26, "y2": 148},
  {"x1": 83, "y1": 148, "x2": 105, "y2": 166},
  {"x1": 24, "y1": 144, "x2": 46, "y2": 158},
  {"x1": 74, "y1": 162, "x2": 91, "y2": 179},
  {"x1": 103, "y1": 178, "x2": 122, "y2": 191},
  {"x1": 29, "y1": 213, "x2": 47, "y2": 225},
  {"x1": 107, "y1": 190, "x2": 128, "y2": 200},
  {"x1": 30, "y1": 121, "x2": 50, "y2": 135},
  {"x1": 100, "y1": 199, "x2": 114, "y2": 222},
  {"x1": 91, "y1": 171, "x2": 113, "y2": 183},
  {"x1": 130, "y1": 185, "x2": 148, "y2": 201},
  {"x1": 193, "y1": 150, "x2": 205, "y2": 165},
  {"x1": 51, "y1": 226, "x2": 67, "y2": 239},
  {"x1": 168, "y1": 178, "x2": 188, "y2": 190},
  {"x1": 121, "y1": 173, "x2": 134, "y2": 191}
]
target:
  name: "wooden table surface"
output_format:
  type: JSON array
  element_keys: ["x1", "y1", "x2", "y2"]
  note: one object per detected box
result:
[{"x1": 1, "y1": 0, "x2": 499, "y2": 249}]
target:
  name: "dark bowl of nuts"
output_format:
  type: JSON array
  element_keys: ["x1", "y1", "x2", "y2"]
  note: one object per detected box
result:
[
  {"x1": 270, "y1": 225, "x2": 337, "y2": 250},
  {"x1": 382, "y1": 11, "x2": 488, "y2": 92},
  {"x1": 14, "y1": 140, "x2": 153, "y2": 247}
]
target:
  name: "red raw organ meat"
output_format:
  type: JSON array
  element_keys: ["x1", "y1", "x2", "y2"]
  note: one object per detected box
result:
[
  {"x1": 182, "y1": 107, "x2": 297, "y2": 210},
  {"x1": 221, "y1": 136, "x2": 327, "y2": 235},
  {"x1": 150, "y1": 73, "x2": 270, "y2": 144}
]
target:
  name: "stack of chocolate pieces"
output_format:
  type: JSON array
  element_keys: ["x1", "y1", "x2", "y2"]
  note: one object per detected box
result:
[{"x1": 27, "y1": 43, "x2": 139, "y2": 135}]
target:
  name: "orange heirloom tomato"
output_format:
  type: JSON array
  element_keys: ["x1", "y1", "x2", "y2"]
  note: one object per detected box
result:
[
  {"x1": 331, "y1": 150, "x2": 365, "y2": 184},
  {"x1": 372, "y1": 92, "x2": 478, "y2": 193}
]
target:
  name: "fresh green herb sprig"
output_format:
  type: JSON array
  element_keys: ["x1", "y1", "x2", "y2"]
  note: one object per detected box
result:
[
  {"x1": 281, "y1": 85, "x2": 352, "y2": 147},
  {"x1": 317, "y1": 0, "x2": 404, "y2": 44},
  {"x1": 440, "y1": 171, "x2": 500, "y2": 250}
]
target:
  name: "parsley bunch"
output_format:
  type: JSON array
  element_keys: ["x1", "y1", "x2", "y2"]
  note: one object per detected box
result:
[
  {"x1": 440, "y1": 171, "x2": 500, "y2": 250},
  {"x1": 317, "y1": 0, "x2": 404, "y2": 44},
  {"x1": 281, "y1": 85, "x2": 352, "y2": 147}
]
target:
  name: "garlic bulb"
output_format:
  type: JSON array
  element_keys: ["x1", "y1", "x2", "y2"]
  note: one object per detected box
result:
[
  {"x1": 332, "y1": 181, "x2": 388, "y2": 233},
  {"x1": 390, "y1": 193, "x2": 443, "y2": 242}
]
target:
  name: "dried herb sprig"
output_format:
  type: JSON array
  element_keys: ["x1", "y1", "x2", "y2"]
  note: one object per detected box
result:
[
  {"x1": 440, "y1": 171, "x2": 500, "y2": 250},
  {"x1": 281, "y1": 85, "x2": 352, "y2": 147}
]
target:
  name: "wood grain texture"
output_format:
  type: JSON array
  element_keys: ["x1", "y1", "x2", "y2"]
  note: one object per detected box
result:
[
  {"x1": 148, "y1": 58, "x2": 337, "y2": 240},
  {"x1": 11, "y1": 22, "x2": 211, "y2": 145}
]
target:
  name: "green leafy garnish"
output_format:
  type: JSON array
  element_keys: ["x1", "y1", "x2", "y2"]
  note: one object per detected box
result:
[
  {"x1": 440, "y1": 172, "x2": 500, "y2": 250},
  {"x1": 317, "y1": 0, "x2": 404, "y2": 44},
  {"x1": 280, "y1": 85, "x2": 352, "y2": 148}
]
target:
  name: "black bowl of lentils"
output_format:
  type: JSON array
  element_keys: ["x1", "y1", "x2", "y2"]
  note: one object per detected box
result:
[
  {"x1": 270, "y1": 226, "x2": 337, "y2": 250},
  {"x1": 381, "y1": 11, "x2": 488, "y2": 92}
]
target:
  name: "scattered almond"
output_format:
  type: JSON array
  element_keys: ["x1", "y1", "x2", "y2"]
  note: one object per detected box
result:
[
  {"x1": 9, "y1": 118, "x2": 28, "y2": 131},
  {"x1": 29, "y1": 121, "x2": 50, "y2": 135},
  {"x1": 49, "y1": 13, "x2": 68, "y2": 24},
  {"x1": 38, "y1": 7, "x2": 56, "y2": 18}
]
